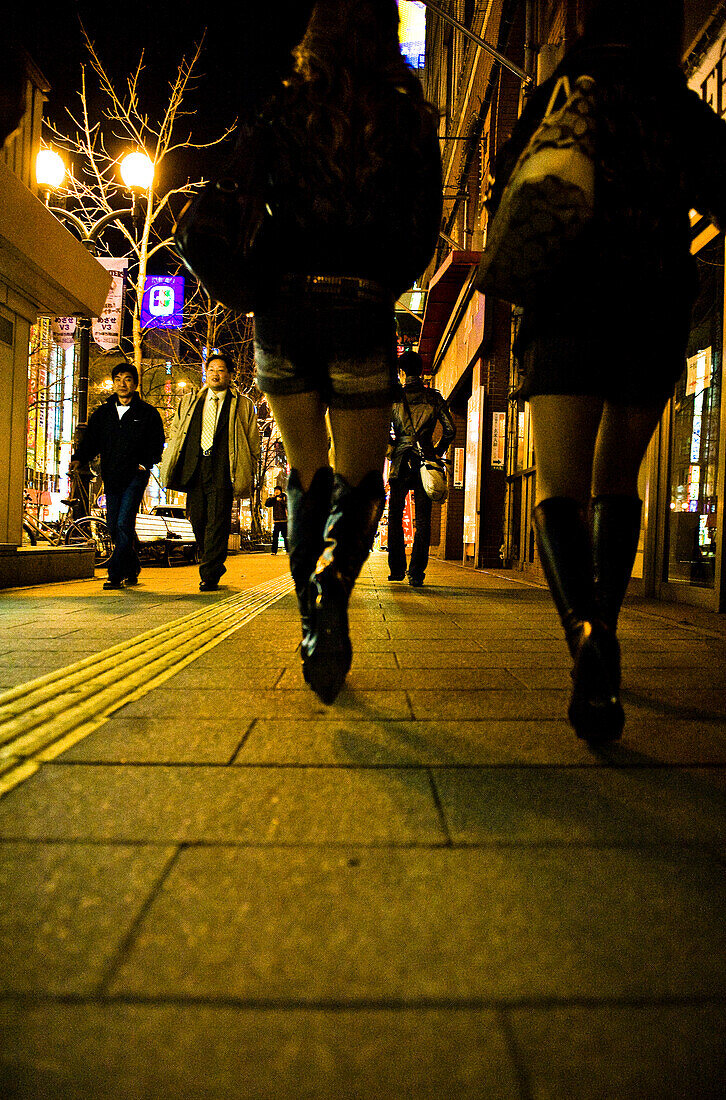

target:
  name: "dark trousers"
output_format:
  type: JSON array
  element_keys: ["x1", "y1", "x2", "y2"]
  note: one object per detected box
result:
[
  {"x1": 271, "y1": 521, "x2": 288, "y2": 554},
  {"x1": 387, "y1": 474, "x2": 432, "y2": 583},
  {"x1": 186, "y1": 459, "x2": 234, "y2": 584},
  {"x1": 105, "y1": 471, "x2": 148, "y2": 582}
]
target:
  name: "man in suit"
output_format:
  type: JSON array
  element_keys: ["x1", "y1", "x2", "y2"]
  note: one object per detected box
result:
[{"x1": 160, "y1": 354, "x2": 260, "y2": 591}]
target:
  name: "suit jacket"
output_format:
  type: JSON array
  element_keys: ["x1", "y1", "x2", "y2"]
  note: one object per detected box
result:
[
  {"x1": 177, "y1": 390, "x2": 231, "y2": 489},
  {"x1": 160, "y1": 385, "x2": 260, "y2": 497}
]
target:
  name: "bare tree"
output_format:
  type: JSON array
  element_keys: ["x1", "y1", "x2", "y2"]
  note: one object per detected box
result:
[{"x1": 42, "y1": 27, "x2": 236, "y2": 380}]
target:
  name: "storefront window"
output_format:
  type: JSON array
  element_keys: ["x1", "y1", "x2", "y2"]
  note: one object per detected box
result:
[{"x1": 667, "y1": 346, "x2": 720, "y2": 587}]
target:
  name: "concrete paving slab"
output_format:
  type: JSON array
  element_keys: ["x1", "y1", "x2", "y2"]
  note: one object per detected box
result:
[
  {"x1": 507, "y1": 1003, "x2": 726, "y2": 1100},
  {"x1": 190, "y1": 647, "x2": 302, "y2": 667},
  {"x1": 117, "y1": 689, "x2": 412, "y2": 719},
  {"x1": 155, "y1": 666, "x2": 285, "y2": 690},
  {"x1": 407, "y1": 689, "x2": 569, "y2": 720},
  {"x1": 393, "y1": 649, "x2": 572, "y2": 668},
  {"x1": 57, "y1": 717, "x2": 255, "y2": 764},
  {"x1": 0, "y1": 764, "x2": 445, "y2": 844},
  {"x1": 388, "y1": 637, "x2": 488, "y2": 652},
  {"x1": 108, "y1": 846, "x2": 726, "y2": 1002},
  {"x1": 237, "y1": 719, "x2": 586, "y2": 766},
  {"x1": 602, "y1": 717, "x2": 726, "y2": 763},
  {"x1": 0, "y1": 842, "x2": 175, "y2": 995},
  {"x1": 276, "y1": 666, "x2": 523, "y2": 691},
  {"x1": 0, "y1": 1004, "x2": 522, "y2": 1100},
  {"x1": 432, "y1": 766, "x2": 726, "y2": 848}
]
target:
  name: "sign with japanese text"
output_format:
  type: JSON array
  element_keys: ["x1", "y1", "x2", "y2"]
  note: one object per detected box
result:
[
  {"x1": 453, "y1": 447, "x2": 465, "y2": 488},
  {"x1": 92, "y1": 258, "x2": 128, "y2": 350},
  {"x1": 141, "y1": 275, "x2": 184, "y2": 330},
  {"x1": 51, "y1": 316, "x2": 77, "y2": 348},
  {"x1": 491, "y1": 411, "x2": 506, "y2": 469}
]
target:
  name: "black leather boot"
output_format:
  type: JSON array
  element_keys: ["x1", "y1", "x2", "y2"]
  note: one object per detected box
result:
[
  {"x1": 533, "y1": 497, "x2": 624, "y2": 743},
  {"x1": 591, "y1": 494, "x2": 642, "y2": 632},
  {"x1": 286, "y1": 467, "x2": 334, "y2": 657},
  {"x1": 303, "y1": 471, "x2": 386, "y2": 704}
]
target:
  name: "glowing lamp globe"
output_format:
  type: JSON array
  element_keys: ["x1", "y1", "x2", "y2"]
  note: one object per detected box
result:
[
  {"x1": 35, "y1": 149, "x2": 66, "y2": 191},
  {"x1": 120, "y1": 152, "x2": 154, "y2": 191}
]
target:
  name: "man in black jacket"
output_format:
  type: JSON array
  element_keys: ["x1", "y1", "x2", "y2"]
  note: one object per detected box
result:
[
  {"x1": 265, "y1": 485, "x2": 288, "y2": 554},
  {"x1": 71, "y1": 360, "x2": 165, "y2": 590},
  {"x1": 387, "y1": 350, "x2": 455, "y2": 588}
]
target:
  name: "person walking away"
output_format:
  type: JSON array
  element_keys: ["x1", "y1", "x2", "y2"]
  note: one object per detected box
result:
[
  {"x1": 489, "y1": 0, "x2": 726, "y2": 744},
  {"x1": 248, "y1": 0, "x2": 442, "y2": 702},
  {"x1": 159, "y1": 354, "x2": 261, "y2": 591},
  {"x1": 70, "y1": 360, "x2": 164, "y2": 590},
  {"x1": 387, "y1": 349, "x2": 455, "y2": 587},
  {"x1": 265, "y1": 485, "x2": 288, "y2": 553}
]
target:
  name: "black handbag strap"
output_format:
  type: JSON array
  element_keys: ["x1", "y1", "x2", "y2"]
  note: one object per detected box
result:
[{"x1": 401, "y1": 390, "x2": 424, "y2": 453}]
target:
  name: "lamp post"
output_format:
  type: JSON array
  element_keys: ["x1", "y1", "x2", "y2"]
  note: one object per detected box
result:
[{"x1": 35, "y1": 148, "x2": 155, "y2": 426}]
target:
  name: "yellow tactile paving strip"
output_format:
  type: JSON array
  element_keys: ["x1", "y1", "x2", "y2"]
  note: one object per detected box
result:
[{"x1": 0, "y1": 574, "x2": 294, "y2": 798}]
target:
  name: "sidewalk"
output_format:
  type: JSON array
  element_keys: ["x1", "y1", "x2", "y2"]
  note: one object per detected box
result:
[{"x1": 1, "y1": 553, "x2": 725, "y2": 1099}]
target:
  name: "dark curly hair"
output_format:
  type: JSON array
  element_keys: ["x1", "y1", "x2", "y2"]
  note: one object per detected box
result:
[{"x1": 275, "y1": 0, "x2": 438, "y2": 216}]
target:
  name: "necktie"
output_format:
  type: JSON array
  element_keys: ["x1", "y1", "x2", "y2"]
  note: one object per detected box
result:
[{"x1": 200, "y1": 392, "x2": 219, "y2": 453}]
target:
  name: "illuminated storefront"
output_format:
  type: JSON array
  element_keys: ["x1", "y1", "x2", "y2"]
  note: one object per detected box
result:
[{"x1": 639, "y1": 16, "x2": 726, "y2": 609}]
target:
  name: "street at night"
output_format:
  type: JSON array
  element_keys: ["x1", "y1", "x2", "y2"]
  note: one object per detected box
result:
[{"x1": 3, "y1": 1, "x2": 726, "y2": 1096}]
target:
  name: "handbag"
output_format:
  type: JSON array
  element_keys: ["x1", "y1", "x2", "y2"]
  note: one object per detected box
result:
[
  {"x1": 475, "y1": 74, "x2": 597, "y2": 305},
  {"x1": 400, "y1": 392, "x2": 449, "y2": 503},
  {"x1": 173, "y1": 113, "x2": 276, "y2": 312},
  {"x1": 419, "y1": 456, "x2": 449, "y2": 503}
]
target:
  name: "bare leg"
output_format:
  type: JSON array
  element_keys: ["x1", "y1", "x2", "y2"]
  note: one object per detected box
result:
[
  {"x1": 529, "y1": 394, "x2": 603, "y2": 504},
  {"x1": 327, "y1": 405, "x2": 393, "y2": 486},
  {"x1": 592, "y1": 400, "x2": 667, "y2": 496},
  {"x1": 265, "y1": 392, "x2": 331, "y2": 490},
  {"x1": 529, "y1": 394, "x2": 621, "y2": 742}
]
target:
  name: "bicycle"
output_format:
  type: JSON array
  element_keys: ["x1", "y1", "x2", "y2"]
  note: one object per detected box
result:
[{"x1": 23, "y1": 476, "x2": 114, "y2": 568}]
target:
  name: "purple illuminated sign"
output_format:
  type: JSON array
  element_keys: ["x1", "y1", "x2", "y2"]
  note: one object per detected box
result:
[{"x1": 140, "y1": 275, "x2": 184, "y2": 329}]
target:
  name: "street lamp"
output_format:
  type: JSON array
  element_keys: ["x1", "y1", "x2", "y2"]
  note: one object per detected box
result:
[{"x1": 35, "y1": 146, "x2": 155, "y2": 426}]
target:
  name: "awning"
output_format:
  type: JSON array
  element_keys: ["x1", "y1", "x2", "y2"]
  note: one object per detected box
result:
[{"x1": 418, "y1": 250, "x2": 481, "y2": 371}]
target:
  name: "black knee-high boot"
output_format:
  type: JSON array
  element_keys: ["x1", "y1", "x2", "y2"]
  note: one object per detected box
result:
[
  {"x1": 286, "y1": 468, "x2": 334, "y2": 657},
  {"x1": 303, "y1": 471, "x2": 386, "y2": 704},
  {"x1": 533, "y1": 496, "x2": 624, "y2": 743},
  {"x1": 591, "y1": 494, "x2": 642, "y2": 632}
]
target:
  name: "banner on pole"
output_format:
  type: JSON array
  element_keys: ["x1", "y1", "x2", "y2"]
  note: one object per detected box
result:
[
  {"x1": 92, "y1": 258, "x2": 128, "y2": 350},
  {"x1": 51, "y1": 316, "x2": 77, "y2": 348}
]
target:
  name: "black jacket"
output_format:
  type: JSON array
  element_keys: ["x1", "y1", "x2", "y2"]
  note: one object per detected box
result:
[
  {"x1": 261, "y1": 86, "x2": 442, "y2": 298},
  {"x1": 265, "y1": 492, "x2": 288, "y2": 522},
  {"x1": 72, "y1": 393, "x2": 166, "y2": 493},
  {"x1": 389, "y1": 378, "x2": 456, "y2": 480}
]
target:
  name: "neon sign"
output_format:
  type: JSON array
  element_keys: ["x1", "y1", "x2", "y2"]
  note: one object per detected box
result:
[
  {"x1": 140, "y1": 275, "x2": 184, "y2": 330},
  {"x1": 399, "y1": 1, "x2": 426, "y2": 69}
]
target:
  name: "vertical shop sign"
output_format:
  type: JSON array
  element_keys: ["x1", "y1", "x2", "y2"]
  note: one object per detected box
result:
[
  {"x1": 92, "y1": 258, "x2": 128, "y2": 349},
  {"x1": 491, "y1": 411, "x2": 506, "y2": 469},
  {"x1": 51, "y1": 316, "x2": 77, "y2": 348},
  {"x1": 453, "y1": 447, "x2": 465, "y2": 488},
  {"x1": 463, "y1": 385, "x2": 482, "y2": 544}
]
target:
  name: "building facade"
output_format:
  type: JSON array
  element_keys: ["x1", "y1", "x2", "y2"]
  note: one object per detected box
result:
[
  {"x1": 0, "y1": 51, "x2": 110, "y2": 565},
  {"x1": 418, "y1": 0, "x2": 726, "y2": 612}
]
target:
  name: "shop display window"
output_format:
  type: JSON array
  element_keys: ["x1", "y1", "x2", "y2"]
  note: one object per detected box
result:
[{"x1": 667, "y1": 346, "x2": 720, "y2": 588}]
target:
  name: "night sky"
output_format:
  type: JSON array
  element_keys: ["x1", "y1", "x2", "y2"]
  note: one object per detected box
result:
[{"x1": 17, "y1": 2, "x2": 315, "y2": 183}]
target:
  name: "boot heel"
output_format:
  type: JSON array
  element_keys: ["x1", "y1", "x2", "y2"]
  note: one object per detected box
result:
[
  {"x1": 568, "y1": 622, "x2": 624, "y2": 743},
  {"x1": 302, "y1": 471, "x2": 385, "y2": 705},
  {"x1": 302, "y1": 578, "x2": 352, "y2": 704}
]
